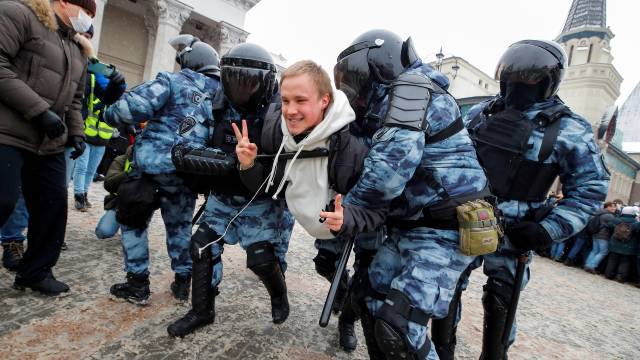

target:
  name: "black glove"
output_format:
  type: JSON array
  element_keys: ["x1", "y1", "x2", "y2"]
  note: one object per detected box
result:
[
  {"x1": 68, "y1": 136, "x2": 86, "y2": 160},
  {"x1": 505, "y1": 221, "x2": 553, "y2": 252},
  {"x1": 109, "y1": 68, "x2": 125, "y2": 85},
  {"x1": 124, "y1": 124, "x2": 137, "y2": 136},
  {"x1": 34, "y1": 110, "x2": 65, "y2": 139}
]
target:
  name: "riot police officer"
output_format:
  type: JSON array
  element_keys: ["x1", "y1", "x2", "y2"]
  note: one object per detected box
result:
[
  {"x1": 104, "y1": 35, "x2": 221, "y2": 305},
  {"x1": 322, "y1": 29, "x2": 490, "y2": 359},
  {"x1": 166, "y1": 43, "x2": 295, "y2": 337},
  {"x1": 430, "y1": 40, "x2": 610, "y2": 360}
]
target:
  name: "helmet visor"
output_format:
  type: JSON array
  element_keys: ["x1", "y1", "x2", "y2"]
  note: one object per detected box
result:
[
  {"x1": 334, "y1": 49, "x2": 371, "y2": 115},
  {"x1": 221, "y1": 67, "x2": 271, "y2": 114}
]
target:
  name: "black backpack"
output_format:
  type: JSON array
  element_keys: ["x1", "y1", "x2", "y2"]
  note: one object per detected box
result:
[{"x1": 585, "y1": 214, "x2": 602, "y2": 235}]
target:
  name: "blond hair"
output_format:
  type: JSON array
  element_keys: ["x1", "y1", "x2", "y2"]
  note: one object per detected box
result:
[{"x1": 281, "y1": 60, "x2": 333, "y2": 103}]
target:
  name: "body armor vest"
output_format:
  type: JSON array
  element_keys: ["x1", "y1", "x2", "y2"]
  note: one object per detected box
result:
[
  {"x1": 468, "y1": 100, "x2": 570, "y2": 202},
  {"x1": 207, "y1": 101, "x2": 268, "y2": 197}
]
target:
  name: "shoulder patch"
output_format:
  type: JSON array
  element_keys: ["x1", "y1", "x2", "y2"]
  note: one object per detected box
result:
[
  {"x1": 191, "y1": 91, "x2": 203, "y2": 104},
  {"x1": 383, "y1": 71, "x2": 433, "y2": 131},
  {"x1": 179, "y1": 116, "x2": 197, "y2": 135}
]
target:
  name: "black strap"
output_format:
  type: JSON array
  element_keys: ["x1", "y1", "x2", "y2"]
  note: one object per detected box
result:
[
  {"x1": 534, "y1": 104, "x2": 569, "y2": 162},
  {"x1": 538, "y1": 116, "x2": 561, "y2": 162},
  {"x1": 255, "y1": 148, "x2": 329, "y2": 160},
  {"x1": 425, "y1": 117, "x2": 464, "y2": 144}
]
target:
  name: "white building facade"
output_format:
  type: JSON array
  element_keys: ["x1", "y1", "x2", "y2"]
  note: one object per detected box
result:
[{"x1": 89, "y1": 0, "x2": 260, "y2": 87}]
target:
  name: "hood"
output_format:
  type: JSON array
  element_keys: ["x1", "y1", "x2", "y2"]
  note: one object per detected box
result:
[
  {"x1": 21, "y1": 0, "x2": 58, "y2": 32},
  {"x1": 279, "y1": 88, "x2": 355, "y2": 152},
  {"x1": 265, "y1": 89, "x2": 355, "y2": 198}
]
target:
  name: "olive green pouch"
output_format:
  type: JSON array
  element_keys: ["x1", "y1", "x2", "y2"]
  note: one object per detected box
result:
[{"x1": 457, "y1": 199, "x2": 501, "y2": 256}]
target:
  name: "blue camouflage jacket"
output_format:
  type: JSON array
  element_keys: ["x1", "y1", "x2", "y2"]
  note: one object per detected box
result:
[
  {"x1": 464, "y1": 97, "x2": 610, "y2": 242},
  {"x1": 340, "y1": 62, "x2": 488, "y2": 237},
  {"x1": 104, "y1": 68, "x2": 219, "y2": 174}
]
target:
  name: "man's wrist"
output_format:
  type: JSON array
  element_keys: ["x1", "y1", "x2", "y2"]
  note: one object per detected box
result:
[{"x1": 239, "y1": 160, "x2": 255, "y2": 171}]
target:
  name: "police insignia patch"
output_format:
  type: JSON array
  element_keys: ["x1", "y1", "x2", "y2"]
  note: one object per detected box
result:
[
  {"x1": 179, "y1": 116, "x2": 197, "y2": 134},
  {"x1": 192, "y1": 92, "x2": 203, "y2": 104}
]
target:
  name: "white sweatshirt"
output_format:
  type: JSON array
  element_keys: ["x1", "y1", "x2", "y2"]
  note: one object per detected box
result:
[{"x1": 266, "y1": 89, "x2": 355, "y2": 239}]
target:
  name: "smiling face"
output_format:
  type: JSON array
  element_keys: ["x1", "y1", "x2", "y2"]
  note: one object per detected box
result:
[{"x1": 280, "y1": 73, "x2": 330, "y2": 136}]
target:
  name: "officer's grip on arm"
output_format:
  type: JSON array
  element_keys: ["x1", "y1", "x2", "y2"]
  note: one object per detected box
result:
[{"x1": 171, "y1": 143, "x2": 236, "y2": 177}]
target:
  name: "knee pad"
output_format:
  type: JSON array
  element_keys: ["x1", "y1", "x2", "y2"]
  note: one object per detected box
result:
[
  {"x1": 190, "y1": 223, "x2": 221, "y2": 260},
  {"x1": 246, "y1": 241, "x2": 279, "y2": 277},
  {"x1": 313, "y1": 249, "x2": 338, "y2": 280},
  {"x1": 374, "y1": 289, "x2": 430, "y2": 359}
]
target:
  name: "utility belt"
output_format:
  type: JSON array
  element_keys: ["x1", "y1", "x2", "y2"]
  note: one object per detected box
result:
[
  {"x1": 388, "y1": 187, "x2": 501, "y2": 256},
  {"x1": 389, "y1": 187, "x2": 495, "y2": 231}
]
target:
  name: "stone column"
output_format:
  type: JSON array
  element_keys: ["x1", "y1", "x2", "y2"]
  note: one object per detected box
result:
[
  {"x1": 218, "y1": 21, "x2": 249, "y2": 56},
  {"x1": 91, "y1": 0, "x2": 108, "y2": 52},
  {"x1": 143, "y1": 0, "x2": 192, "y2": 80}
]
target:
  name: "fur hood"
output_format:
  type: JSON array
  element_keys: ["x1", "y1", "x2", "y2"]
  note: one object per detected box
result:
[
  {"x1": 21, "y1": 0, "x2": 58, "y2": 32},
  {"x1": 21, "y1": 0, "x2": 93, "y2": 56}
]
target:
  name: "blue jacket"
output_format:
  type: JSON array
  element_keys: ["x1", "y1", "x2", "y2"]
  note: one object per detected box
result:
[
  {"x1": 104, "y1": 68, "x2": 219, "y2": 174},
  {"x1": 340, "y1": 63, "x2": 488, "y2": 237},
  {"x1": 464, "y1": 97, "x2": 610, "y2": 242}
]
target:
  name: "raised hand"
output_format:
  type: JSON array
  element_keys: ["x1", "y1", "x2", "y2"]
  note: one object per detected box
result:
[
  {"x1": 320, "y1": 194, "x2": 344, "y2": 233},
  {"x1": 231, "y1": 119, "x2": 258, "y2": 170}
]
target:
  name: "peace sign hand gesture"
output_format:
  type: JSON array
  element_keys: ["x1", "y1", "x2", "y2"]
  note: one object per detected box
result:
[{"x1": 231, "y1": 119, "x2": 258, "y2": 170}]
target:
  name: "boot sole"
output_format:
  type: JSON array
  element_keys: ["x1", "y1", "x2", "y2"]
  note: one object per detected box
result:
[
  {"x1": 109, "y1": 293, "x2": 150, "y2": 306},
  {"x1": 13, "y1": 283, "x2": 71, "y2": 297}
]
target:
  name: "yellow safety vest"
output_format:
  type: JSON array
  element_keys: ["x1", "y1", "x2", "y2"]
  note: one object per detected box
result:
[{"x1": 84, "y1": 74, "x2": 115, "y2": 140}]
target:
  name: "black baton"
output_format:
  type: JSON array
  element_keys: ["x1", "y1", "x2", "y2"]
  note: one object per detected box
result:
[
  {"x1": 319, "y1": 235, "x2": 354, "y2": 327},
  {"x1": 192, "y1": 198, "x2": 208, "y2": 226},
  {"x1": 502, "y1": 254, "x2": 528, "y2": 349}
]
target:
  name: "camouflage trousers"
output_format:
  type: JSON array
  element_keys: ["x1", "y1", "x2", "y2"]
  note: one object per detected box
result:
[
  {"x1": 366, "y1": 226, "x2": 475, "y2": 359},
  {"x1": 119, "y1": 175, "x2": 196, "y2": 277},
  {"x1": 200, "y1": 193, "x2": 295, "y2": 287}
]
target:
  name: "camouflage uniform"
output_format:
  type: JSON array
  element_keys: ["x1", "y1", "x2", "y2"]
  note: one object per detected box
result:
[
  {"x1": 450, "y1": 97, "x2": 610, "y2": 347},
  {"x1": 104, "y1": 68, "x2": 219, "y2": 276},
  {"x1": 340, "y1": 62, "x2": 488, "y2": 359},
  {"x1": 198, "y1": 101, "x2": 295, "y2": 286}
]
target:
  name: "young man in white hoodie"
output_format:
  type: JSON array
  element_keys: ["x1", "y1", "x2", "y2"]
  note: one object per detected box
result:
[{"x1": 234, "y1": 60, "x2": 380, "y2": 351}]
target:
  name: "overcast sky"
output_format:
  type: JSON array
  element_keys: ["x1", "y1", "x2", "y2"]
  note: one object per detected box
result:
[{"x1": 245, "y1": 0, "x2": 639, "y2": 105}]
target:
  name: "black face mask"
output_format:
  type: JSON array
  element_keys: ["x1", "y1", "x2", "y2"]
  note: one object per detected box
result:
[{"x1": 504, "y1": 82, "x2": 540, "y2": 111}]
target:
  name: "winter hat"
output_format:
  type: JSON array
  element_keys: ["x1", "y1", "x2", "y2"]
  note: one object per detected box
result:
[
  {"x1": 621, "y1": 206, "x2": 636, "y2": 216},
  {"x1": 65, "y1": 0, "x2": 97, "y2": 17}
]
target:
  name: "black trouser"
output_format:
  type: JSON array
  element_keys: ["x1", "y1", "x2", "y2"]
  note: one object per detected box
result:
[
  {"x1": 605, "y1": 252, "x2": 633, "y2": 281},
  {"x1": 0, "y1": 145, "x2": 67, "y2": 283}
]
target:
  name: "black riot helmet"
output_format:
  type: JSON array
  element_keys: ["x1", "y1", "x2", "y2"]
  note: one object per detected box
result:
[
  {"x1": 169, "y1": 34, "x2": 221, "y2": 77},
  {"x1": 220, "y1": 43, "x2": 277, "y2": 115},
  {"x1": 495, "y1": 40, "x2": 567, "y2": 110},
  {"x1": 334, "y1": 29, "x2": 419, "y2": 118}
]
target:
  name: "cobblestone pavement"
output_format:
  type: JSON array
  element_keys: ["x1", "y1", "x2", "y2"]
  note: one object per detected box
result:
[{"x1": 0, "y1": 187, "x2": 639, "y2": 359}]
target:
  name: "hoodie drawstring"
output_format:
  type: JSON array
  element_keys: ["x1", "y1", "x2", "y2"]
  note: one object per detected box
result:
[
  {"x1": 271, "y1": 145, "x2": 305, "y2": 199},
  {"x1": 265, "y1": 135, "x2": 287, "y2": 193}
]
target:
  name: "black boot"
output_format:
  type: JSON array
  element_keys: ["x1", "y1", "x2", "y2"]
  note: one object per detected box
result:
[
  {"x1": 338, "y1": 310, "x2": 358, "y2": 352},
  {"x1": 247, "y1": 242, "x2": 289, "y2": 324},
  {"x1": 360, "y1": 308, "x2": 386, "y2": 360},
  {"x1": 479, "y1": 279, "x2": 512, "y2": 360},
  {"x1": 83, "y1": 193, "x2": 92, "y2": 208},
  {"x1": 110, "y1": 272, "x2": 150, "y2": 305},
  {"x1": 171, "y1": 273, "x2": 191, "y2": 301},
  {"x1": 14, "y1": 272, "x2": 70, "y2": 296},
  {"x1": 74, "y1": 194, "x2": 87, "y2": 212},
  {"x1": 167, "y1": 223, "x2": 218, "y2": 337},
  {"x1": 2, "y1": 241, "x2": 24, "y2": 272}
]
